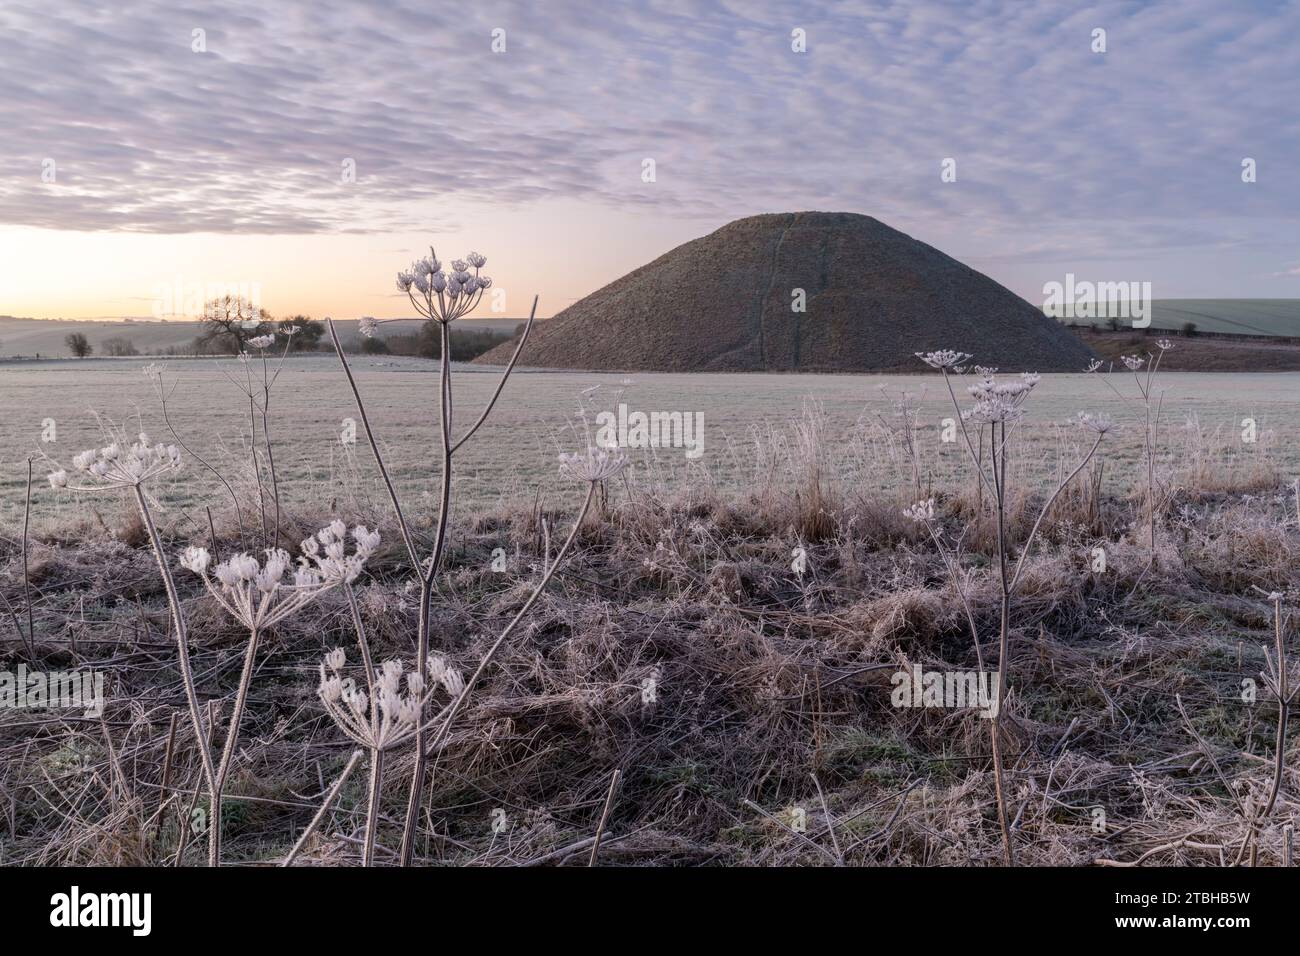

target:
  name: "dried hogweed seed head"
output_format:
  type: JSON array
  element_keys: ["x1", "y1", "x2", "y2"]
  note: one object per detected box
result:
[
  {"x1": 56, "y1": 435, "x2": 182, "y2": 489},
  {"x1": 352, "y1": 525, "x2": 381, "y2": 558},
  {"x1": 558, "y1": 446, "x2": 629, "y2": 483},
  {"x1": 442, "y1": 666, "x2": 466, "y2": 697},
  {"x1": 318, "y1": 673, "x2": 344, "y2": 704},
  {"x1": 179, "y1": 546, "x2": 211, "y2": 574},
  {"x1": 1077, "y1": 412, "x2": 1114, "y2": 434},
  {"x1": 902, "y1": 498, "x2": 936, "y2": 522},
  {"x1": 358, "y1": 316, "x2": 379, "y2": 338},
  {"x1": 915, "y1": 350, "x2": 974, "y2": 370}
]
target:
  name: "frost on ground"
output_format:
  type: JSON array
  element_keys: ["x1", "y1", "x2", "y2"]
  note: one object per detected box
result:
[
  {"x1": 0, "y1": 316, "x2": 1295, "y2": 867},
  {"x1": 1, "y1": 446, "x2": 1296, "y2": 866}
]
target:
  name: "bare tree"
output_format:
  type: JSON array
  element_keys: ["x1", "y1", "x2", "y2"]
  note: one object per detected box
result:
[
  {"x1": 198, "y1": 295, "x2": 271, "y2": 354},
  {"x1": 102, "y1": 336, "x2": 139, "y2": 356},
  {"x1": 64, "y1": 332, "x2": 92, "y2": 357}
]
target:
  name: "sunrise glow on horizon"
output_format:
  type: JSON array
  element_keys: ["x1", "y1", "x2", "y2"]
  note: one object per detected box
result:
[{"x1": 2, "y1": 2, "x2": 1297, "y2": 323}]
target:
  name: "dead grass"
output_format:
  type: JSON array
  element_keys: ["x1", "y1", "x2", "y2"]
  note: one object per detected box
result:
[{"x1": 1, "y1": 451, "x2": 1296, "y2": 866}]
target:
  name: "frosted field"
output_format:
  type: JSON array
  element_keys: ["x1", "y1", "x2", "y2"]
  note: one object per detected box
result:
[{"x1": 0, "y1": 355, "x2": 1295, "y2": 528}]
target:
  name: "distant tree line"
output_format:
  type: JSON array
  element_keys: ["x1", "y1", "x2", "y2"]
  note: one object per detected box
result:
[
  {"x1": 63, "y1": 295, "x2": 519, "y2": 362},
  {"x1": 362, "y1": 323, "x2": 522, "y2": 360}
]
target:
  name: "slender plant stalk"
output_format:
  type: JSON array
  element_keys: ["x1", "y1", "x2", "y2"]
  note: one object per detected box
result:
[
  {"x1": 207, "y1": 627, "x2": 261, "y2": 867},
  {"x1": 282, "y1": 748, "x2": 364, "y2": 867},
  {"x1": 323, "y1": 299, "x2": 538, "y2": 868},
  {"x1": 259, "y1": 348, "x2": 284, "y2": 548},
  {"x1": 935, "y1": 370, "x2": 1104, "y2": 867},
  {"x1": 154, "y1": 375, "x2": 247, "y2": 548},
  {"x1": 589, "y1": 768, "x2": 622, "y2": 866},
  {"x1": 326, "y1": 319, "x2": 420, "y2": 565},
  {"x1": 363, "y1": 748, "x2": 384, "y2": 867},
  {"x1": 399, "y1": 321, "x2": 456, "y2": 866},
  {"x1": 131, "y1": 485, "x2": 218, "y2": 862},
  {"x1": 1237, "y1": 593, "x2": 1292, "y2": 866},
  {"x1": 421, "y1": 482, "x2": 596, "y2": 767},
  {"x1": 989, "y1": 420, "x2": 1014, "y2": 866},
  {"x1": 244, "y1": 360, "x2": 267, "y2": 545},
  {"x1": 18, "y1": 457, "x2": 37, "y2": 659},
  {"x1": 156, "y1": 711, "x2": 178, "y2": 846}
]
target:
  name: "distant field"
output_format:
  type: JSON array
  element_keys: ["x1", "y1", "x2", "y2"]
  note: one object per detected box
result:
[
  {"x1": 1145, "y1": 299, "x2": 1300, "y2": 337},
  {"x1": 0, "y1": 316, "x2": 531, "y2": 358},
  {"x1": 0, "y1": 355, "x2": 1293, "y2": 530}
]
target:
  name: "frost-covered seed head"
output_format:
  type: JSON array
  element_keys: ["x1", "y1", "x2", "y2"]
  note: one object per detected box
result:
[
  {"x1": 915, "y1": 350, "x2": 974, "y2": 370},
  {"x1": 558, "y1": 446, "x2": 630, "y2": 483},
  {"x1": 179, "y1": 546, "x2": 211, "y2": 574},
  {"x1": 352, "y1": 525, "x2": 381, "y2": 558},
  {"x1": 1077, "y1": 412, "x2": 1114, "y2": 434},
  {"x1": 319, "y1": 674, "x2": 344, "y2": 704},
  {"x1": 902, "y1": 498, "x2": 935, "y2": 522}
]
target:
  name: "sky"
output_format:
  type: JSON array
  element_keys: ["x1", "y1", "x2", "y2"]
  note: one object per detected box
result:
[{"x1": 1, "y1": 0, "x2": 1297, "y2": 321}]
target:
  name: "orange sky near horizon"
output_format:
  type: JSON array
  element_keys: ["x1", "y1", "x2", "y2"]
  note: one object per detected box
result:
[{"x1": 0, "y1": 200, "x2": 710, "y2": 322}]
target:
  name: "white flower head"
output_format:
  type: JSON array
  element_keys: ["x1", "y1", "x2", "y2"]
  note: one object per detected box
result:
[
  {"x1": 1077, "y1": 412, "x2": 1114, "y2": 434},
  {"x1": 359, "y1": 316, "x2": 379, "y2": 338},
  {"x1": 965, "y1": 398, "x2": 1025, "y2": 424},
  {"x1": 399, "y1": 246, "x2": 491, "y2": 323},
  {"x1": 317, "y1": 651, "x2": 461, "y2": 751},
  {"x1": 1156, "y1": 338, "x2": 1174, "y2": 351},
  {"x1": 915, "y1": 350, "x2": 974, "y2": 370},
  {"x1": 179, "y1": 546, "x2": 211, "y2": 574},
  {"x1": 53, "y1": 433, "x2": 182, "y2": 489},
  {"x1": 181, "y1": 521, "x2": 373, "y2": 630},
  {"x1": 559, "y1": 445, "x2": 629, "y2": 483},
  {"x1": 352, "y1": 525, "x2": 381, "y2": 558},
  {"x1": 248, "y1": 334, "x2": 275, "y2": 349},
  {"x1": 1121, "y1": 354, "x2": 1145, "y2": 371},
  {"x1": 902, "y1": 498, "x2": 935, "y2": 522}
]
